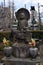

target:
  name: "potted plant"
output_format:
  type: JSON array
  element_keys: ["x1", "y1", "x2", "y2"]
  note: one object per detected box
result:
[
  {"x1": 3, "y1": 37, "x2": 12, "y2": 57},
  {"x1": 29, "y1": 38, "x2": 38, "y2": 59}
]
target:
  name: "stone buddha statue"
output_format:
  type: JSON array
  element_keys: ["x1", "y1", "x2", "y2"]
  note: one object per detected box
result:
[{"x1": 15, "y1": 8, "x2": 31, "y2": 43}]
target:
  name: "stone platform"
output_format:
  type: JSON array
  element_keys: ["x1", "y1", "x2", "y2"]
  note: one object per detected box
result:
[{"x1": 2, "y1": 56, "x2": 41, "y2": 65}]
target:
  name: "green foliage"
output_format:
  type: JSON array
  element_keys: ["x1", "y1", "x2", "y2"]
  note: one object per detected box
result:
[
  {"x1": 0, "y1": 43, "x2": 4, "y2": 51},
  {"x1": 0, "y1": 31, "x2": 43, "y2": 50},
  {"x1": 0, "y1": 32, "x2": 11, "y2": 50},
  {"x1": 32, "y1": 32, "x2": 43, "y2": 40},
  {"x1": 0, "y1": 32, "x2": 11, "y2": 42},
  {"x1": 40, "y1": 25, "x2": 43, "y2": 30}
]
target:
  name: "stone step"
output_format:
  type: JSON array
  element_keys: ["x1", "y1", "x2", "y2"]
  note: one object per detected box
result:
[{"x1": 0, "y1": 63, "x2": 4, "y2": 65}]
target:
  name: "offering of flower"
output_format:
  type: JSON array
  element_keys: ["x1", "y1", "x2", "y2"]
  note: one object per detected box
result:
[
  {"x1": 29, "y1": 38, "x2": 38, "y2": 58},
  {"x1": 3, "y1": 37, "x2": 10, "y2": 47},
  {"x1": 29, "y1": 38, "x2": 36, "y2": 47}
]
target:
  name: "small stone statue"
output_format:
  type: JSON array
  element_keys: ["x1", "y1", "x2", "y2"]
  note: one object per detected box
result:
[{"x1": 15, "y1": 8, "x2": 31, "y2": 43}]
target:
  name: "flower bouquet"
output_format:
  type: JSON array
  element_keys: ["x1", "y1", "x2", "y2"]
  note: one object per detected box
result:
[
  {"x1": 3, "y1": 37, "x2": 11, "y2": 47},
  {"x1": 29, "y1": 38, "x2": 38, "y2": 59},
  {"x1": 3, "y1": 37, "x2": 12, "y2": 57}
]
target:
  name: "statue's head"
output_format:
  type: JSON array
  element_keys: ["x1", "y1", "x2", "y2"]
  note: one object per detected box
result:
[
  {"x1": 16, "y1": 8, "x2": 30, "y2": 21},
  {"x1": 15, "y1": 8, "x2": 30, "y2": 30}
]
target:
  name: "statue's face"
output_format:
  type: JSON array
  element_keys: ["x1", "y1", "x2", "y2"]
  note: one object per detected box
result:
[{"x1": 19, "y1": 13, "x2": 26, "y2": 20}]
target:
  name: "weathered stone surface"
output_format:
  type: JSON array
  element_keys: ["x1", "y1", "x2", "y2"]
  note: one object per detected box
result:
[{"x1": 2, "y1": 56, "x2": 40, "y2": 65}]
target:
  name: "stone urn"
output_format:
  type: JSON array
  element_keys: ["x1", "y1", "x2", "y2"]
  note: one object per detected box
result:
[
  {"x1": 4, "y1": 47, "x2": 12, "y2": 57},
  {"x1": 29, "y1": 47, "x2": 38, "y2": 59}
]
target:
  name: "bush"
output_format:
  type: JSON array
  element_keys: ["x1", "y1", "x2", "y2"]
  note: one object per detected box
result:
[
  {"x1": 0, "y1": 32, "x2": 11, "y2": 42},
  {"x1": 0, "y1": 32, "x2": 11, "y2": 51}
]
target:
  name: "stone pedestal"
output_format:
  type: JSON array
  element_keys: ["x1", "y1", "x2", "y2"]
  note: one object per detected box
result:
[{"x1": 2, "y1": 56, "x2": 40, "y2": 65}]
